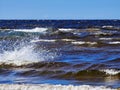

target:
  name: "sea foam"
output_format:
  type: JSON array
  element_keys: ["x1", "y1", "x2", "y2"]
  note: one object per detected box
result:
[
  {"x1": 100, "y1": 69, "x2": 120, "y2": 75},
  {"x1": 31, "y1": 39, "x2": 56, "y2": 43},
  {"x1": 108, "y1": 41, "x2": 120, "y2": 44},
  {"x1": 71, "y1": 41, "x2": 97, "y2": 45},
  {"x1": 0, "y1": 84, "x2": 116, "y2": 90},
  {"x1": 58, "y1": 28, "x2": 75, "y2": 32}
]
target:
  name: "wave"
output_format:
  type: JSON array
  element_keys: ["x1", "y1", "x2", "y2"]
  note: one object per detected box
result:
[
  {"x1": 0, "y1": 41, "x2": 57, "y2": 66},
  {"x1": 13, "y1": 27, "x2": 48, "y2": 33},
  {"x1": 1, "y1": 27, "x2": 120, "y2": 39},
  {"x1": 0, "y1": 27, "x2": 58, "y2": 37},
  {"x1": 71, "y1": 41, "x2": 97, "y2": 45},
  {"x1": 30, "y1": 39, "x2": 56, "y2": 43},
  {"x1": 108, "y1": 41, "x2": 120, "y2": 44},
  {"x1": 6, "y1": 68, "x2": 119, "y2": 80},
  {"x1": 0, "y1": 84, "x2": 116, "y2": 90},
  {"x1": 58, "y1": 28, "x2": 75, "y2": 32},
  {"x1": 54, "y1": 70, "x2": 120, "y2": 80},
  {"x1": 61, "y1": 39, "x2": 76, "y2": 42},
  {"x1": 102, "y1": 25, "x2": 120, "y2": 30},
  {"x1": 0, "y1": 45, "x2": 42, "y2": 66},
  {"x1": 100, "y1": 69, "x2": 120, "y2": 75},
  {"x1": 99, "y1": 38, "x2": 113, "y2": 40}
]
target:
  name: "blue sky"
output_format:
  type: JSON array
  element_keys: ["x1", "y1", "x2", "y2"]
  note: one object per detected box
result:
[{"x1": 0, "y1": 0, "x2": 120, "y2": 19}]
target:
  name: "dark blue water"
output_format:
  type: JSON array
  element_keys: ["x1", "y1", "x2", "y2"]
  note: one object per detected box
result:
[
  {"x1": 0, "y1": 20, "x2": 120, "y2": 29},
  {"x1": 0, "y1": 20, "x2": 120, "y2": 88}
]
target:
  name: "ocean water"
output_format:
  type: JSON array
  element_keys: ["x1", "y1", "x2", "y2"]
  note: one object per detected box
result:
[{"x1": 0, "y1": 20, "x2": 120, "y2": 90}]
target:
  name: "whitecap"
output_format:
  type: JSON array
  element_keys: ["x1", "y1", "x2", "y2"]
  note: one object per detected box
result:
[
  {"x1": 100, "y1": 69, "x2": 120, "y2": 75},
  {"x1": 108, "y1": 41, "x2": 120, "y2": 44},
  {"x1": 102, "y1": 26, "x2": 114, "y2": 28},
  {"x1": 58, "y1": 28, "x2": 74, "y2": 32},
  {"x1": 71, "y1": 41, "x2": 97, "y2": 45},
  {"x1": 71, "y1": 41, "x2": 86, "y2": 45},
  {"x1": 99, "y1": 38, "x2": 113, "y2": 40},
  {"x1": 13, "y1": 27, "x2": 48, "y2": 33},
  {"x1": 61, "y1": 39, "x2": 76, "y2": 42},
  {"x1": 31, "y1": 39, "x2": 56, "y2": 43}
]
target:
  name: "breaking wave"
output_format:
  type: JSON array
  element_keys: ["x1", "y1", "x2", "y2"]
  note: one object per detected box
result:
[
  {"x1": 0, "y1": 39, "x2": 57, "y2": 66},
  {"x1": 100, "y1": 69, "x2": 120, "y2": 75},
  {"x1": 0, "y1": 45, "x2": 40, "y2": 66},
  {"x1": 13, "y1": 27, "x2": 48, "y2": 33},
  {"x1": 0, "y1": 84, "x2": 116, "y2": 90}
]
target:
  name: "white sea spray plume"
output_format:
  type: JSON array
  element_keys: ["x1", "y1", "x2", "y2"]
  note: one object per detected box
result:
[{"x1": 0, "y1": 41, "x2": 57, "y2": 66}]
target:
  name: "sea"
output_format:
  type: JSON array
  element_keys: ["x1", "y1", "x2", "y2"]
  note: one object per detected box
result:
[{"x1": 0, "y1": 20, "x2": 120, "y2": 90}]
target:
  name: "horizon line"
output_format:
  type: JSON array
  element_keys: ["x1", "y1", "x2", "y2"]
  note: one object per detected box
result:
[{"x1": 0, "y1": 19, "x2": 120, "y2": 20}]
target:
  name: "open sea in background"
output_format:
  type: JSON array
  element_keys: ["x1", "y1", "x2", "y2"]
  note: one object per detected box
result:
[{"x1": 0, "y1": 20, "x2": 120, "y2": 90}]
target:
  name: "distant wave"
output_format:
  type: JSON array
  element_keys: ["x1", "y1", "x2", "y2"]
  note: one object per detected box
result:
[
  {"x1": 13, "y1": 27, "x2": 48, "y2": 33},
  {"x1": 108, "y1": 41, "x2": 120, "y2": 44},
  {"x1": 0, "y1": 27, "x2": 120, "y2": 39},
  {"x1": 31, "y1": 39, "x2": 56, "y2": 43}
]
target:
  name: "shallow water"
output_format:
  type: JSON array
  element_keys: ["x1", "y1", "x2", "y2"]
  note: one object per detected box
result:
[{"x1": 0, "y1": 20, "x2": 120, "y2": 89}]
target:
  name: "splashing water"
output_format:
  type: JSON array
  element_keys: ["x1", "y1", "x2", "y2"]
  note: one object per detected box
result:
[{"x1": 0, "y1": 40, "x2": 57, "y2": 66}]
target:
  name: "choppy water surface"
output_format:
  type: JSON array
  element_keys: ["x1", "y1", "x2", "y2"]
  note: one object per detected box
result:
[{"x1": 0, "y1": 20, "x2": 120, "y2": 89}]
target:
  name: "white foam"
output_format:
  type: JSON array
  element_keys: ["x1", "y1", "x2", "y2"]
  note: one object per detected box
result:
[
  {"x1": 94, "y1": 32, "x2": 108, "y2": 35},
  {"x1": 0, "y1": 44, "x2": 56, "y2": 66},
  {"x1": 99, "y1": 38, "x2": 113, "y2": 40},
  {"x1": 58, "y1": 28, "x2": 74, "y2": 32},
  {"x1": 71, "y1": 41, "x2": 97, "y2": 45},
  {"x1": 0, "y1": 84, "x2": 116, "y2": 90},
  {"x1": 31, "y1": 39, "x2": 56, "y2": 43},
  {"x1": 108, "y1": 41, "x2": 120, "y2": 44},
  {"x1": 102, "y1": 26, "x2": 114, "y2": 28},
  {"x1": 61, "y1": 39, "x2": 76, "y2": 42},
  {"x1": 100, "y1": 69, "x2": 120, "y2": 75},
  {"x1": 13, "y1": 27, "x2": 48, "y2": 33},
  {"x1": 71, "y1": 41, "x2": 86, "y2": 45}
]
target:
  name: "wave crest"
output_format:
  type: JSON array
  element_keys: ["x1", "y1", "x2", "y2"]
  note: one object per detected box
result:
[{"x1": 0, "y1": 42, "x2": 57, "y2": 66}]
